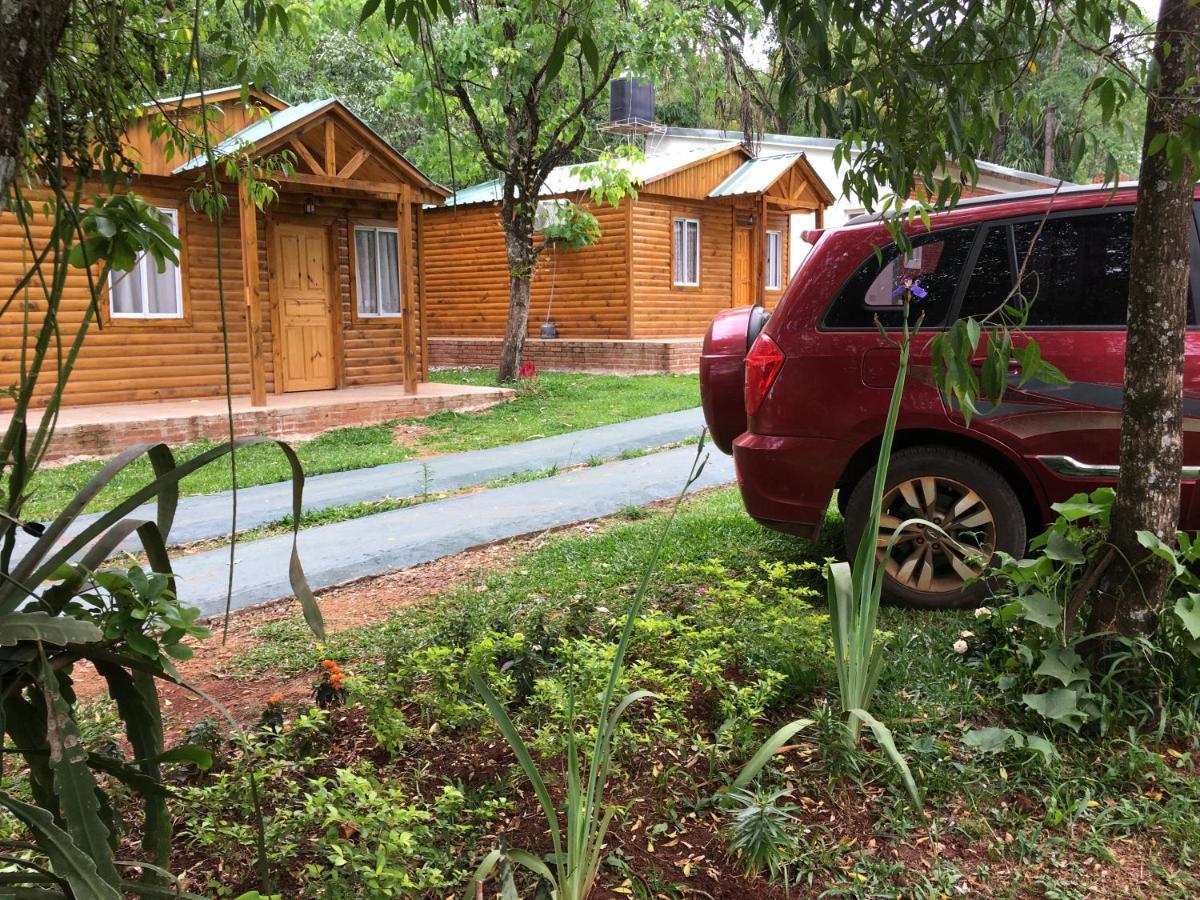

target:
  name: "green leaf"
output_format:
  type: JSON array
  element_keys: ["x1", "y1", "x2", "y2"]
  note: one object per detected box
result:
[
  {"x1": 580, "y1": 31, "x2": 600, "y2": 73},
  {"x1": 728, "y1": 718, "x2": 815, "y2": 793},
  {"x1": 1050, "y1": 495, "x2": 1106, "y2": 522},
  {"x1": 1045, "y1": 531, "x2": 1086, "y2": 565},
  {"x1": 359, "y1": 0, "x2": 383, "y2": 23},
  {"x1": 1022, "y1": 688, "x2": 1087, "y2": 732},
  {"x1": 0, "y1": 612, "x2": 101, "y2": 647},
  {"x1": 1137, "y1": 531, "x2": 1185, "y2": 576},
  {"x1": 1017, "y1": 592, "x2": 1063, "y2": 629},
  {"x1": 1034, "y1": 646, "x2": 1089, "y2": 687},
  {"x1": 850, "y1": 709, "x2": 923, "y2": 815},
  {"x1": 93, "y1": 662, "x2": 170, "y2": 868},
  {"x1": 1023, "y1": 734, "x2": 1058, "y2": 764},
  {"x1": 962, "y1": 726, "x2": 1018, "y2": 754},
  {"x1": 39, "y1": 654, "x2": 121, "y2": 888},
  {"x1": 0, "y1": 791, "x2": 121, "y2": 899},
  {"x1": 1174, "y1": 593, "x2": 1200, "y2": 640}
]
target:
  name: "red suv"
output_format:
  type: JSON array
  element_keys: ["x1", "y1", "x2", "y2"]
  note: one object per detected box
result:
[{"x1": 701, "y1": 184, "x2": 1200, "y2": 609}]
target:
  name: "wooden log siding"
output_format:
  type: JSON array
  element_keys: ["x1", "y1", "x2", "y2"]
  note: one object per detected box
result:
[
  {"x1": 629, "y1": 194, "x2": 734, "y2": 338},
  {"x1": 0, "y1": 183, "x2": 254, "y2": 409},
  {"x1": 424, "y1": 198, "x2": 631, "y2": 339},
  {"x1": 0, "y1": 185, "x2": 426, "y2": 409}
]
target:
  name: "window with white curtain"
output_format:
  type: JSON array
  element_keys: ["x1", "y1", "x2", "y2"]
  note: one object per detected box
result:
[
  {"x1": 765, "y1": 231, "x2": 782, "y2": 290},
  {"x1": 354, "y1": 225, "x2": 402, "y2": 317},
  {"x1": 108, "y1": 208, "x2": 183, "y2": 319},
  {"x1": 672, "y1": 217, "x2": 700, "y2": 286}
]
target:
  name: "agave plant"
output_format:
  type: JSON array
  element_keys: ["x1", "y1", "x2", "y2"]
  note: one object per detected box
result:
[
  {"x1": 0, "y1": 433, "x2": 322, "y2": 899},
  {"x1": 824, "y1": 290, "x2": 926, "y2": 810},
  {"x1": 467, "y1": 437, "x2": 708, "y2": 900}
]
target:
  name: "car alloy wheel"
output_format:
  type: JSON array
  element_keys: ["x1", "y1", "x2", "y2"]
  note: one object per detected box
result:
[{"x1": 876, "y1": 475, "x2": 996, "y2": 593}]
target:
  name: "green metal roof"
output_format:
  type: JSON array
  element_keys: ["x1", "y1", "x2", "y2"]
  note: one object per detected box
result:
[
  {"x1": 443, "y1": 142, "x2": 742, "y2": 206},
  {"x1": 173, "y1": 99, "x2": 334, "y2": 172},
  {"x1": 707, "y1": 152, "x2": 809, "y2": 198}
]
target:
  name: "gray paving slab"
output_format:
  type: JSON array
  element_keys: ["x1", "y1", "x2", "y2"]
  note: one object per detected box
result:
[
  {"x1": 174, "y1": 444, "x2": 735, "y2": 619},
  {"x1": 18, "y1": 407, "x2": 705, "y2": 559}
]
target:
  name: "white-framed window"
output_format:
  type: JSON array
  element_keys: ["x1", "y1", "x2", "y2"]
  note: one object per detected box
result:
[
  {"x1": 108, "y1": 208, "x2": 183, "y2": 319},
  {"x1": 765, "y1": 230, "x2": 783, "y2": 290},
  {"x1": 672, "y1": 217, "x2": 700, "y2": 286},
  {"x1": 354, "y1": 225, "x2": 402, "y2": 317}
]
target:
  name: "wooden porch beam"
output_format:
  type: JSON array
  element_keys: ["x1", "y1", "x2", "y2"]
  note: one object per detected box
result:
[
  {"x1": 324, "y1": 120, "x2": 337, "y2": 175},
  {"x1": 338, "y1": 147, "x2": 371, "y2": 179},
  {"x1": 238, "y1": 181, "x2": 268, "y2": 407},
  {"x1": 281, "y1": 171, "x2": 400, "y2": 198},
  {"x1": 397, "y1": 188, "x2": 418, "y2": 392},
  {"x1": 288, "y1": 139, "x2": 324, "y2": 176}
]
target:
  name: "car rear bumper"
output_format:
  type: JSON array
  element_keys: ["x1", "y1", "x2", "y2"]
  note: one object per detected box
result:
[{"x1": 732, "y1": 431, "x2": 849, "y2": 537}]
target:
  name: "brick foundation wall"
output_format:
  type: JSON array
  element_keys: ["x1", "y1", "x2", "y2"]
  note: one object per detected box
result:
[
  {"x1": 429, "y1": 337, "x2": 702, "y2": 374},
  {"x1": 39, "y1": 389, "x2": 513, "y2": 464}
]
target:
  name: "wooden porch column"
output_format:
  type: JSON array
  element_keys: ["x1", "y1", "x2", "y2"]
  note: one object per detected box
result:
[
  {"x1": 754, "y1": 194, "x2": 767, "y2": 307},
  {"x1": 815, "y1": 205, "x2": 825, "y2": 229},
  {"x1": 238, "y1": 181, "x2": 268, "y2": 407},
  {"x1": 397, "y1": 188, "x2": 418, "y2": 393}
]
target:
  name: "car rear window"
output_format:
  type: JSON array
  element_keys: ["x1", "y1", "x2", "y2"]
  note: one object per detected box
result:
[
  {"x1": 824, "y1": 227, "x2": 976, "y2": 328},
  {"x1": 958, "y1": 209, "x2": 1195, "y2": 327}
]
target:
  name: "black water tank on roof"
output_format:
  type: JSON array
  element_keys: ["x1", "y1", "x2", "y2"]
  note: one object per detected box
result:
[{"x1": 610, "y1": 76, "x2": 655, "y2": 127}]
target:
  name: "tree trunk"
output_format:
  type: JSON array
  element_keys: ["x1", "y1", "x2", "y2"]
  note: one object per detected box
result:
[
  {"x1": 497, "y1": 198, "x2": 538, "y2": 383},
  {"x1": 1088, "y1": 0, "x2": 1199, "y2": 638},
  {"x1": 1042, "y1": 105, "x2": 1056, "y2": 177},
  {"x1": 0, "y1": 0, "x2": 71, "y2": 212},
  {"x1": 988, "y1": 111, "x2": 1008, "y2": 163}
]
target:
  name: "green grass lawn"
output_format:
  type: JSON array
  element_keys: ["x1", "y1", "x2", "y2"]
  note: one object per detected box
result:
[
  {"x1": 193, "y1": 487, "x2": 1199, "y2": 897},
  {"x1": 18, "y1": 369, "x2": 698, "y2": 520}
]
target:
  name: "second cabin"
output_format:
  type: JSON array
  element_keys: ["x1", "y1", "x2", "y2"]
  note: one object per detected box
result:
[{"x1": 423, "y1": 143, "x2": 833, "y2": 371}]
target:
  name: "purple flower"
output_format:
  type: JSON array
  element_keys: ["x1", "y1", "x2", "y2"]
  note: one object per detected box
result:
[{"x1": 892, "y1": 276, "x2": 927, "y2": 301}]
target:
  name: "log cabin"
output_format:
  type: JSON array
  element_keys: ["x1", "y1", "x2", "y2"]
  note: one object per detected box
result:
[
  {"x1": 0, "y1": 86, "x2": 451, "y2": 415},
  {"x1": 423, "y1": 143, "x2": 834, "y2": 373}
]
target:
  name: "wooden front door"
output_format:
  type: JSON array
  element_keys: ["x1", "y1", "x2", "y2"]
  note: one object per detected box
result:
[
  {"x1": 732, "y1": 224, "x2": 754, "y2": 307},
  {"x1": 273, "y1": 222, "x2": 336, "y2": 392}
]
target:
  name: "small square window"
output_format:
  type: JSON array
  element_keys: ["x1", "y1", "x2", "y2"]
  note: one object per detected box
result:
[
  {"x1": 672, "y1": 217, "x2": 700, "y2": 286},
  {"x1": 355, "y1": 226, "x2": 402, "y2": 317},
  {"x1": 108, "y1": 208, "x2": 183, "y2": 319},
  {"x1": 765, "y1": 231, "x2": 783, "y2": 290}
]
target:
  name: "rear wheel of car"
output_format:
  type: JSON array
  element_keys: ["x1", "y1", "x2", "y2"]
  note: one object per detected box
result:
[{"x1": 843, "y1": 446, "x2": 1026, "y2": 610}]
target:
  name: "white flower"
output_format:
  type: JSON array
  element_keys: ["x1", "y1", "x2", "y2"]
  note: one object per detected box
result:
[
  {"x1": 959, "y1": 630, "x2": 975, "y2": 639},
  {"x1": 953, "y1": 639, "x2": 969, "y2": 655},
  {"x1": 974, "y1": 606, "x2": 992, "y2": 619}
]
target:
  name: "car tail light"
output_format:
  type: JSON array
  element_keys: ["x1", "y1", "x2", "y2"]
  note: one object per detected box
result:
[{"x1": 744, "y1": 332, "x2": 784, "y2": 416}]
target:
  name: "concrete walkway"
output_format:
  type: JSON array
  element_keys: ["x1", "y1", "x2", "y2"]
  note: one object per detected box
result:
[
  {"x1": 175, "y1": 444, "x2": 734, "y2": 618},
  {"x1": 18, "y1": 407, "x2": 706, "y2": 559}
]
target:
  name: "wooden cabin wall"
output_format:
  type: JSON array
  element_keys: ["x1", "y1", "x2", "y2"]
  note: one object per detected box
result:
[
  {"x1": 0, "y1": 182, "x2": 253, "y2": 409},
  {"x1": 648, "y1": 150, "x2": 745, "y2": 200},
  {"x1": 123, "y1": 100, "x2": 274, "y2": 176},
  {"x1": 628, "y1": 194, "x2": 734, "y2": 338},
  {"x1": 424, "y1": 198, "x2": 630, "y2": 339},
  {"x1": 0, "y1": 184, "x2": 428, "y2": 411}
]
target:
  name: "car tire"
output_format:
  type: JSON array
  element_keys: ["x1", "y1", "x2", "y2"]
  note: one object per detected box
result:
[{"x1": 843, "y1": 446, "x2": 1027, "y2": 610}]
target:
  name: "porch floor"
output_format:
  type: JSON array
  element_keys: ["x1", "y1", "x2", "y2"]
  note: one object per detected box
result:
[{"x1": 17, "y1": 382, "x2": 515, "y2": 463}]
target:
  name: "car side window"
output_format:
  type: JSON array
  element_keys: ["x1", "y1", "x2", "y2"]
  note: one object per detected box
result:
[
  {"x1": 1011, "y1": 212, "x2": 1134, "y2": 327},
  {"x1": 957, "y1": 226, "x2": 1014, "y2": 321},
  {"x1": 824, "y1": 227, "x2": 977, "y2": 328}
]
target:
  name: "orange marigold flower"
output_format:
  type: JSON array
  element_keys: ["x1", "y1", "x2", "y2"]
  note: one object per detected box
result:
[
  {"x1": 320, "y1": 659, "x2": 338, "y2": 671},
  {"x1": 267, "y1": 694, "x2": 282, "y2": 705}
]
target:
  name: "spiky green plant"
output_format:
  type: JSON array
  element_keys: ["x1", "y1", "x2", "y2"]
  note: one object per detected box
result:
[{"x1": 467, "y1": 438, "x2": 709, "y2": 900}]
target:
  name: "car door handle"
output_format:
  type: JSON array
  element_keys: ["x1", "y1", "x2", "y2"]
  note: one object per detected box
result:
[{"x1": 970, "y1": 355, "x2": 1021, "y2": 375}]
